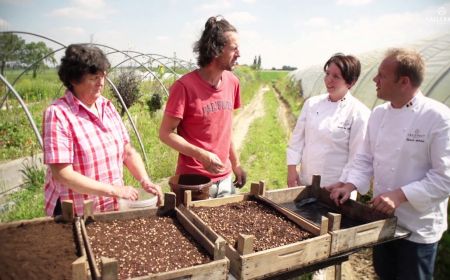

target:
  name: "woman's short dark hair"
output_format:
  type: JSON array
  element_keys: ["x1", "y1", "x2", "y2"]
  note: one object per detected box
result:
[
  {"x1": 323, "y1": 53, "x2": 361, "y2": 86},
  {"x1": 58, "y1": 44, "x2": 110, "y2": 90},
  {"x1": 193, "y1": 15, "x2": 237, "y2": 67}
]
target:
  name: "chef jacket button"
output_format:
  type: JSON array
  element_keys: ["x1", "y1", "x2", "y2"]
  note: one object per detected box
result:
[{"x1": 391, "y1": 167, "x2": 395, "y2": 172}]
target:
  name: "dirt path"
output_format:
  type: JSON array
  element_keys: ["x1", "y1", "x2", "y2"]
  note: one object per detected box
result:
[
  {"x1": 272, "y1": 87, "x2": 293, "y2": 139},
  {"x1": 232, "y1": 86, "x2": 269, "y2": 152}
]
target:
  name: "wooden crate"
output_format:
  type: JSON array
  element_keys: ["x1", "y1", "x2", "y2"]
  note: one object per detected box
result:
[
  {"x1": 179, "y1": 182, "x2": 331, "y2": 280},
  {"x1": 81, "y1": 193, "x2": 229, "y2": 280},
  {"x1": 0, "y1": 216, "x2": 90, "y2": 280},
  {"x1": 264, "y1": 175, "x2": 397, "y2": 255}
]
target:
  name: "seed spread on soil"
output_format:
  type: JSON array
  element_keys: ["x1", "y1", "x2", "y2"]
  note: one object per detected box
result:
[
  {"x1": 86, "y1": 216, "x2": 211, "y2": 280},
  {"x1": 191, "y1": 200, "x2": 313, "y2": 252}
]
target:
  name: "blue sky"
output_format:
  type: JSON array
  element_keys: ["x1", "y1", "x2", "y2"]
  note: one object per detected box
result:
[{"x1": 1, "y1": 0, "x2": 449, "y2": 69}]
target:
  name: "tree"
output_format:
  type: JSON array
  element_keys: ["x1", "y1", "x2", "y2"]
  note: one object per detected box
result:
[
  {"x1": 22, "y1": 42, "x2": 57, "y2": 78},
  {"x1": 112, "y1": 70, "x2": 142, "y2": 116},
  {"x1": 257, "y1": 55, "x2": 261, "y2": 70},
  {"x1": 0, "y1": 33, "x2": 25, "y2": 76},
  {"x1": 252, "y1": 56, "x2": 257, "y2": 69}
]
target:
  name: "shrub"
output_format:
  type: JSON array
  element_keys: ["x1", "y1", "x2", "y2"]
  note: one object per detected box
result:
[
  {"x1": 147, "y1": 93, "x2": 162, "y2": 115},
  {"x1": 112, "y1": 70, "x2": 142, "y2": 116}
]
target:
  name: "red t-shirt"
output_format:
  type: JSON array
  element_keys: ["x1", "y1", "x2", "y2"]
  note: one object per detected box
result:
[{"x1": 164, "y1": 70, "x2": 241, "y2": 181}]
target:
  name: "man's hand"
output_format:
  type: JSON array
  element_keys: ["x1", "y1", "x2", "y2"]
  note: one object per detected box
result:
[
  {"x1": 328, "y1": 183, "x2": 356, "y2": 206},
  {"x1": 141, "y1": 179, "x2": 164, "y2": 206},
  {"x1": 287, "y1": 165, "x2": 300, "y2": 188},
  {"x1": 370, "y1": 188, "x2": 407, "y2": 215},
  {"x1": 232, "y1": 165, "x2": 247, "y2": 188},
  {"x1": 199, "y1": 151, "x2": 225, "y2": 174},
  {"x1": 324, "y1": 181, "x2": 344, "y2": 190}
]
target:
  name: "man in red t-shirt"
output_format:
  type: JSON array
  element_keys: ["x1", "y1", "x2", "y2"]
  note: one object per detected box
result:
[{"x1": 159, "y1": 15, "x2": 246, "y2": 197}]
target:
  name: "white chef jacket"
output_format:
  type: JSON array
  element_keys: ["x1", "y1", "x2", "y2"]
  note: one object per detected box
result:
[
  {"x1": 347, "y1": 92, "x2": 450, "y2": 244},
  {"x1": 287, "y1": 92, "x2": 370, "y2": 187}
]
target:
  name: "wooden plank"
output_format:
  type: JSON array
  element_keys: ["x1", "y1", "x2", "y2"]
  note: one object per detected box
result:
[
  {"x1": 80, "y1": 219, "x2": 101, "y2": 280},
  {"x1": 71, "y1": 255, "x2": 88, "y2": 280},
  {"x1": 238, "y1": 235, "x2": 331, "y2": 280},
  {"x1": 0, "y1": 216, "x2": 54, "y2": 230},
  {"x1": 255, "y1": 195, "x2": 321, "y2": 236},
  {"x1": 330, "y1": 218, "x2": 397, "y2": 255},
  {"x1": 162, "y1": 192, "x2": 176, "y2": 213},
  {"x1": 237, "y1": 234, "x2": 254, "y2": 255},
  {"x1": 101, "y1": 257, "x2": 118, "y2": 280},
  {"x1": 140, "y1": 258, "x2": 229, "y2": 280},
  {"x1": 188, "y1": 194, "x2": 247, "y2": 207},
  {"x1": 62, "y1": 200, "x2": 74, "y2": 222},
  {"x1": 178, "y1": 205, "x2": 221, "y2": 244},
  {"x1": 176, "y1": 208, "x2": 216, "y2": 257},
  {"x1": 214, "y1": 237, "x2": 226, "y2": 260},
  {"x1": 320, "y1": 216, "x2": 329, "y2": 236},
  {"x1": 327, "y1": 213, "x2": 342, "y2": 232},
  {"x1": 250, "y1": 183, "x2": 260, "y2": 196},
  {"x1": 258, "y1": 181, "x2": 266, "y2": 196},
  {"x1": 184, "y1": 189, "x2": 192, "y2": 207},
  {"x1": 83, "y1": 200, "x2": 94, "y2": 221}
]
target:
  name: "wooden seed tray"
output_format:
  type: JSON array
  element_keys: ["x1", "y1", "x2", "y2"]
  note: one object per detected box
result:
[
  {"x1": 264, "y1": 176, "x2": 397, "y2": 255},
  {"x1": 180, "y1": 182, "x2": 331, "y2": 280},
  {"x1": 81, "y1": 193, "x2": 229, "y2": 280},
  {"x1": 0, "y1": 216, "x2": 89, "y2": 280}
]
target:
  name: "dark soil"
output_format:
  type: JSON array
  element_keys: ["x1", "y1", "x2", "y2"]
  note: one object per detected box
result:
[
  {"x1": 0, "y1": 221, "x2": 77, "y2": 280},
  {"x1": 86, "y1": 216, "x2": 211, "y2": 280},
  {"x1": 191, "y1": 200, "x2": 313, "y2": 252}
]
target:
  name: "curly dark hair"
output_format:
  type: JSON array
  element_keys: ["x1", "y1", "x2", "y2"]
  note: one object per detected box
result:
[
  {"x1": 323, "y1": 53, "x2": 361, "y2": 86},
  {"x1": 193, "y1": 15, "x2": 237, "y2": 67},
  {"x1": 58, "y1": 44, "x2": 110, "y2": 91}
]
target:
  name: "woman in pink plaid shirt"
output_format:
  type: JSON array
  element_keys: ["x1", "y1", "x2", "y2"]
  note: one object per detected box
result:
[{"x1": 43, "y1": 44, "x2": 162, "y2": 216}]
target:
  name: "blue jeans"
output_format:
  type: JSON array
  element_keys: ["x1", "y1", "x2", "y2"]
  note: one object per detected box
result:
[
  {"x1": 209, "y1": 175, "x2": 235, "y2": 198},
  {"x1": 373, "y1": 239, "x2": 438, "y2": 280}
]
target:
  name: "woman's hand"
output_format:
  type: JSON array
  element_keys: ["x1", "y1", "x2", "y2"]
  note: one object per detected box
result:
[
  {"x1": 113, "y1": 185, "x2": 139, "y2": 201},
  {"x1": 141, "y1": 179, "x2": 164, "y2": 206}
]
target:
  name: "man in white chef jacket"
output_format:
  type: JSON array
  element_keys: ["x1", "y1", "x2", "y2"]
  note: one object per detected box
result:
[{"x1": 327, "y1": 48, "x2": 450, "y2": 280}]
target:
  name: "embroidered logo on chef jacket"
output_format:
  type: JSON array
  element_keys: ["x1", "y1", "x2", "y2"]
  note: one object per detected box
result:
[
  {"x1": 337, "y1": 119, "x2": 352, "y2": 130},
  {"x1": 406, "y1": 129, "x2": 426, "y2": 143}
]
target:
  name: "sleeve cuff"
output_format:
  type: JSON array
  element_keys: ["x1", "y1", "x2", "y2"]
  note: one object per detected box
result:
[{"x1": 401, "y1": 183, "x2": 432, "y2": 213}]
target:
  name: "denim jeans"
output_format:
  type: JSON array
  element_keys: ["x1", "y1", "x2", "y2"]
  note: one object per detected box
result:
[
  {"x1": 373, "y1": 238, "x2": 438, "y2": 280},
  {"x1": 209, "y1": 175, "x2": 235, "y2": 198}
]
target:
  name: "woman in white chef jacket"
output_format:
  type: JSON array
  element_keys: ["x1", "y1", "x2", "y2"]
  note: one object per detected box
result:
[{"x1": 286, "y1": 53, "x2": 370, "y2": 194}]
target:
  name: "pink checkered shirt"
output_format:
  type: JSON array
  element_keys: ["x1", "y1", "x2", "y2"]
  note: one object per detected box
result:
[{"x1": 43, "y1": 90, "x2": 130, "y2": 216}]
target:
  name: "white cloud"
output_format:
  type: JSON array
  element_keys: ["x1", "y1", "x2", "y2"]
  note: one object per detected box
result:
[
  {"x1": 303, "y1": 17, "x2": 330, "y2": 28},
  {"x1": 241, "y1": 0, "x2": 257, "y2": 3},
  {"x1": 336, "y1": 0, "x2": 373, "y2": 6},
  {"x1": 0, "y1": 17, "x2": 9, "y2": 29},
  {"x1": 199, "y1": 0, "x2": 232, "y2": 11},
  {"x1": 226, "y1": 11, "x2": 257, "y2": 24},
  {"x1": 58, "y1": 26, "x2": 86, "y2": 36},
  {"x1": 291, "y1": 5, "x2": 450, "y2": 69},
  {"x1": 49, "y1": 0, "x2": 116, "y2": 20},
  {"x1": 156, "y1": 35, "x2": 170, "y2": 42}
]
